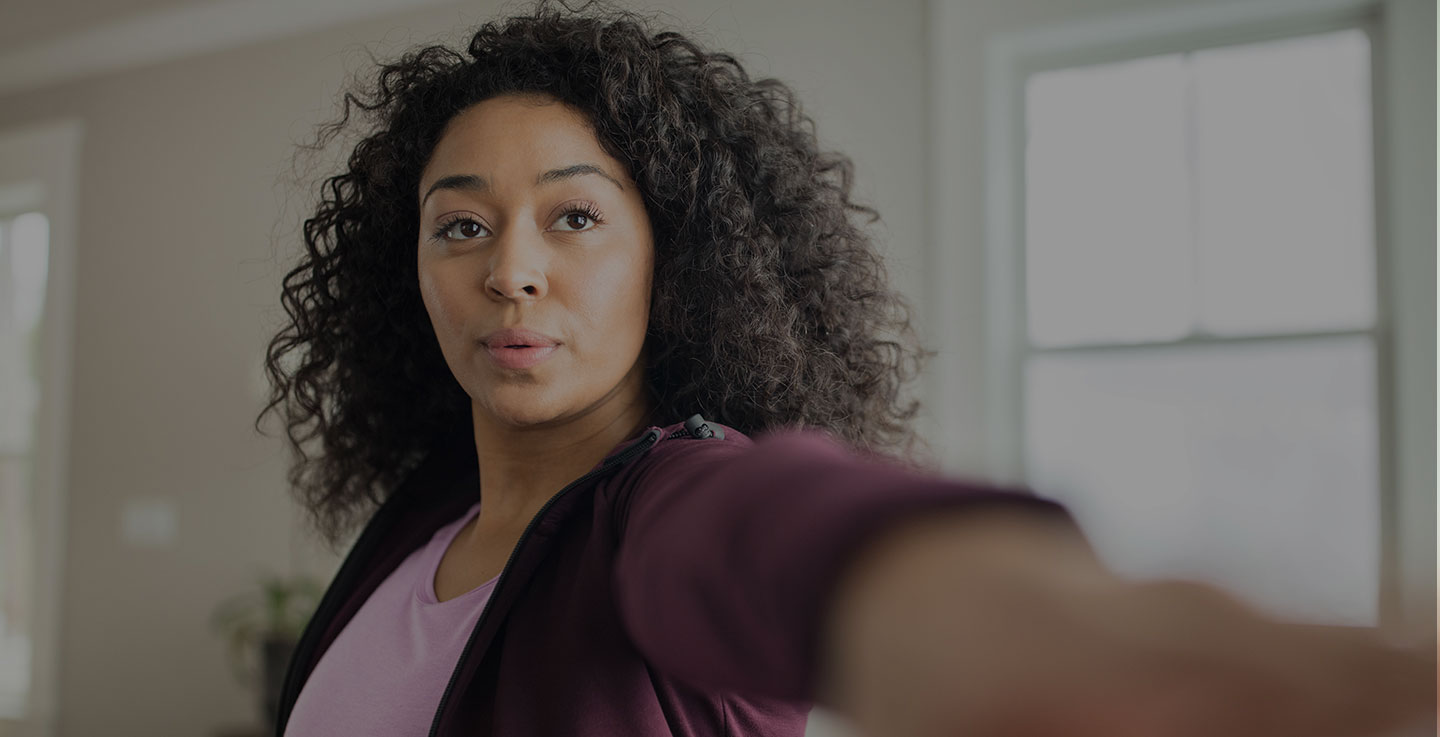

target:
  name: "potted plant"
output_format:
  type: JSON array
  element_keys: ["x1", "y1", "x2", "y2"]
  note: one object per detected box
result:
[{"x1": 210, "y1": 571, "x2": 325, "y2": 733}]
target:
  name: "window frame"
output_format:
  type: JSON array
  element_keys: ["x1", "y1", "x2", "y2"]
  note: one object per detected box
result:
[
  {"x1": 954, "y1": 0, "x2": 1433, "y2": 633},
  {"x1": 0, "y1": 118, "x2": 82, "y2": 737}
]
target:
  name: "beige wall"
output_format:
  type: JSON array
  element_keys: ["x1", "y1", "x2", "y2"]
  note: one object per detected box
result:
[
  {"x1": 0, "y1": 1, "x2": 928, "y2": 735},
  {"x1": 0, "y1": 0, "x2": 1430, "y2": 735}
]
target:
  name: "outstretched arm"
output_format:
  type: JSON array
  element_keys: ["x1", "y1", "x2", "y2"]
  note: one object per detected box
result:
[
  {"x1": 820, "y1": 507, "x2": 1433, "y2": 737},
  {"x1": 613, "y1": 428, "x2": 1434, "y2": 736}
]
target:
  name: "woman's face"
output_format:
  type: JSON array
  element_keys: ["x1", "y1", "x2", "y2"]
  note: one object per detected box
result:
[{"x1": 416, "y1": 93, "x2": 654, "y2": 430}]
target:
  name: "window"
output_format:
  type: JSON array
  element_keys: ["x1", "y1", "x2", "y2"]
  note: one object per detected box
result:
[
  {"x1": 1018, "y1": 27, "x2": 1383, "y2": 625},
  {"x1": 0, "y1": 119, "x2": 80, "y2": 734},
  {"x1": 0, "y1": 210, "x2": 50, "y2": 718}
]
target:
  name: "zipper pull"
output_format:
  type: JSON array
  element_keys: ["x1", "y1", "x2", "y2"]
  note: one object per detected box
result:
[{"x1": 681, "y1": 413, "x2": 723, "y2": 440}]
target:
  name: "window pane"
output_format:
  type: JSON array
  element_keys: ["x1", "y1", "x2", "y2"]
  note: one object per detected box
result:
[
  {"x1": 1193, "y1": 30, "x2": 1375, "y2": 334},
  {"x1": 1023, "y1": 336, "x2": 1379, "y2": 625},
  {"x1": 10, "y1": 212, "x2": 49, "y2": 337},
  {"x1": 1025, "y1": 54, "x2": 1194, "y2": 347},
  {"x1": 0, "y1": 210, "x2": 48, "y2": 719},
  {"x1": 0, "y1": 212, "x2": 47, "y2": 453}
]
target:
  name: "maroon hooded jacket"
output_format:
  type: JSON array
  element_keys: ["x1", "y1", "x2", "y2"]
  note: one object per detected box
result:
[{"x1": 274, "y1": 415, "x2": 1074, "y2": 736}]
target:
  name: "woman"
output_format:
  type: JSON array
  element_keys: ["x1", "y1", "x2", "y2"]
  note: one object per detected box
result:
[{"x1": 257, "y1": 3, "x2": 1432, "y2": 736}]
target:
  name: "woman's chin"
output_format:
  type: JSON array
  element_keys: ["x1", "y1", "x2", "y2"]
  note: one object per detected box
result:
[{"x1": 476, "y1": 395, "x2": 568, "y2": 429}]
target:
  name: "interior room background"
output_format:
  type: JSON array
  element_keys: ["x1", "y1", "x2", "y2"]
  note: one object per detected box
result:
[{"x1": 0, "y1": 0, "x2": 1432, "y2": 735}]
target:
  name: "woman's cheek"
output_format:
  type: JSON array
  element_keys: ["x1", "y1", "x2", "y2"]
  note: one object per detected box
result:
[
  {"x1": 418, "y1": 267, "x2": 471, "y2": 368},
  {"x1": 609, "y1": 248, "x2": 653, "y2": 326}
]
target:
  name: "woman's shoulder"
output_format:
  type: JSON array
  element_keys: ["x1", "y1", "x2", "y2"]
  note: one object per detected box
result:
[
  {"x1": 620, "y1": 415, "x2": 752, "y2": 481},
  {"x1": 622, "y1": 416, "x2": 869, "y2": 493}
]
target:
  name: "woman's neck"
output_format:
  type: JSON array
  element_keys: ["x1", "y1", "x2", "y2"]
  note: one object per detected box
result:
[{"x1": 467, "y1": 385, "x2": 654, "y2": 529}]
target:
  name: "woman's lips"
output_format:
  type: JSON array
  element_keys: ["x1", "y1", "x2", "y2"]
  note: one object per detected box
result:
[{"x1": 483, "y1": 343, "x2": 559, "y2": 370}]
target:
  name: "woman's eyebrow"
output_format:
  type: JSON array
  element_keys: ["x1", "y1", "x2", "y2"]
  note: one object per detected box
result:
[
  {"x1": 535, "y1": 163, "x2": 624, "y2": 191},
  {"x1": 422, "y1": 173, "x2": 488, "y2": 206},
  {"x1": 421, "y1": 163, "x2": 624, "y2": 206}
]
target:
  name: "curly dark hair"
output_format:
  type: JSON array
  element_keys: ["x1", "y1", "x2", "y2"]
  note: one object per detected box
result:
[{"x1": 258, "y1": 0, "x2": 933, "y2": 549}]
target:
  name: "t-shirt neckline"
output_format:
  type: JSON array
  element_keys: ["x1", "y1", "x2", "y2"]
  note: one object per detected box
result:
[{"x1": 418, "y1": 501, "x2": 499, "y2": 605}]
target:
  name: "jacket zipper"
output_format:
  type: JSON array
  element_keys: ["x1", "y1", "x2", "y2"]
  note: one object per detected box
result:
[
  {"x1": 669, "y1": 414, "x2": 722, "y2": 440},
  {"x1": 424, "y1": 426, "x2": 665, "y2": 737}
]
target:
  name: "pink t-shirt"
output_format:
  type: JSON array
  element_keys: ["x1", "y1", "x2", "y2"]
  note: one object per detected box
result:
[{"x1": 285, "y1": 501, "x2": 495, "y2": 737}]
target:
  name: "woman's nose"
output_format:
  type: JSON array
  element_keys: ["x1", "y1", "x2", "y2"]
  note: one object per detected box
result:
[{"x1": 483, "y1": 230, "x2": 548, "y2": 301}]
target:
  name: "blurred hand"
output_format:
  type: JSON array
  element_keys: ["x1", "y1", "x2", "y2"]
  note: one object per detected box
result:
[{"x1": 818, "y1": 508, "x2": 1435, "y2": 737}]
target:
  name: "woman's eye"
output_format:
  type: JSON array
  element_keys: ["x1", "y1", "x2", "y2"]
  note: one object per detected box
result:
[
  {"x1": 440, "y1": 219, "x2": 487, "y2": 240},
  {"x1": 553, "y1": 210, "x2": 598, "y2": 232}
]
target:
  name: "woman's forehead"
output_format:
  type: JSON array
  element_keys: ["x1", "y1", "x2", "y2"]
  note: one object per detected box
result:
[{"x1": 421, "y1": 94, "x2": 626, "y2": 191}]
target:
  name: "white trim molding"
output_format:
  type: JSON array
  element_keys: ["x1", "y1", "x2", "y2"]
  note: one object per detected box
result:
[
  {"x1": 0, "y1": 117, "x2": 83, "y2": 737},
  {"x1": 0, "y1": 0, "x2": 459, "y2": 98},
  {"x1": 1373, "y1": 0, "x2": 1437, "y2": 637}
]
